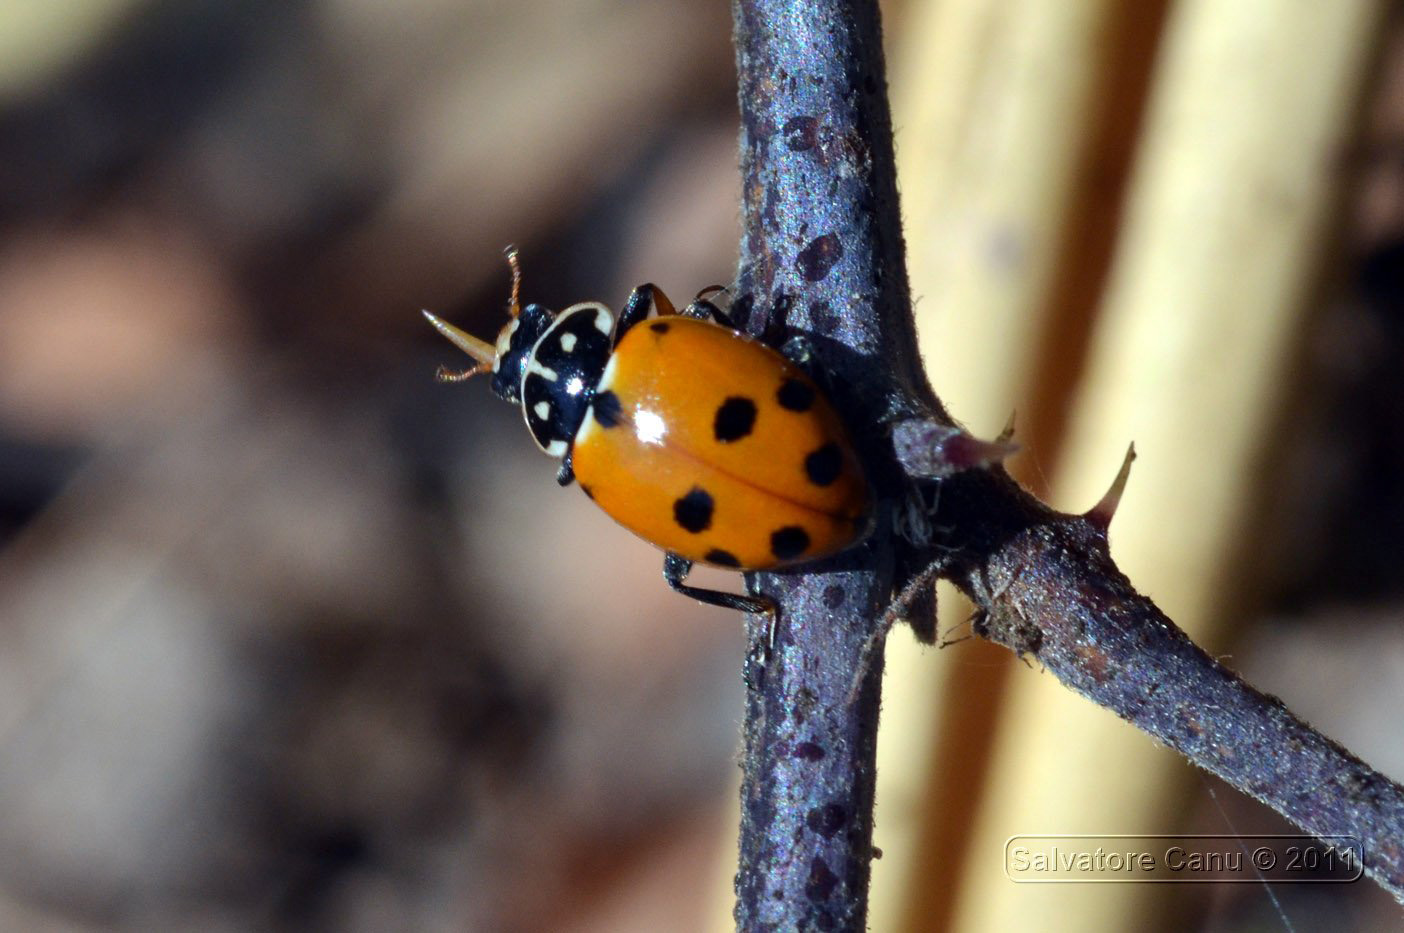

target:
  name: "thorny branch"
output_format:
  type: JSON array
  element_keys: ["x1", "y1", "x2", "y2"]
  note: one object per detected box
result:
[{"x1": 730, "y1": 0, "x2": 1404, "y2": 926}]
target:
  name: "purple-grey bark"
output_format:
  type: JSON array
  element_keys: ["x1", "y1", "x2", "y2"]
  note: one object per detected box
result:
[
  {"x1": 730, "y1": 0, "x2": 1404, "y2": 925},
  {"x1": 730, "y1": 0, "x2": 922, "y2": 926}
]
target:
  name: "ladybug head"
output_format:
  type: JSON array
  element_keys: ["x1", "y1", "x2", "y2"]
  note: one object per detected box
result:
[
  {"x1": 422, "y1": 246, "x2": 553, "y2": 404},
  {"x1": 487, "y1": 303, "x2": 553, "y2": 403}
]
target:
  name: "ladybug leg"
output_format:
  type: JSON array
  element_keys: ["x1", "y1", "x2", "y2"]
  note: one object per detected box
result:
[
  {"x1": 695, "y1": 284, "x2": 730, "y2": 303},
  {"x1": 614, "y1": 284, "x2": 678, "y2": 346},
  {"x1": 555, "y1": 449, "x2": 575, "y2": 486},
  {"x1": 681, "y1": 294, "x2": 739, "y2": 330},
  {"x1": 842, "y1": 566, "x2": 942, "y2": 704},
  {"x1": 742, "y1": 608, "x2": 782, "y2": 690},
  {"x1": 778, "y1": 334, "x2": 818, "y2": 371},
  {"x1": 778, "y1": 333, "x2": 848, "y2": 397},
  {"x1": 662, "y1": 553, "x2": 774, "y2": 616},
  {"x1": 688, "y1": 283, "x2": 733, "y2": 314},
  {"x1": 778, "y1": 333, "x2": 845, "y2": 399}
]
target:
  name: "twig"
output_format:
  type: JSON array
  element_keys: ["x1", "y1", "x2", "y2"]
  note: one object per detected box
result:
[
  {"x1": 919, "y1": 458, "x2": 1404, "y2": 899},
  {"x1": 730, "y1": 0, "x2": 929, "y2": 928},
  {"x1": 730, "y1": 0, "x2": 1404, "y2": 924}
]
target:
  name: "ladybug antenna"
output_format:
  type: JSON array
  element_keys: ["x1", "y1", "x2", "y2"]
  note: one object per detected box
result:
[
  {"x1": 422, "y1": 309, "x2": 496, "y2": 382},
  {"x1": 504, "y1": 244, "x2": 523, "y2": 318}
]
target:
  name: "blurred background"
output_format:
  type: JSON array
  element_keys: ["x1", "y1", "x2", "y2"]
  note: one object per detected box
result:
[{"x1": 0, "y1": 0, "x2": 1400, "y2": 930}]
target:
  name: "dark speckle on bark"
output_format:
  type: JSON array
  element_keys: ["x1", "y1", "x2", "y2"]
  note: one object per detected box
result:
[
  {"x1": 806, "y1": 803, "x2": 848, "y2": 838},
  {"x1": 809, "y1": 300, "x2": 839, "y2": 332},
  {"x1": 796, "y1": 233, "x2": 843, "y2": 281},
  {"x1": 805, "y1": 857, "x2": 840, "y2": 902},
  {"x1": 731, "y1": 0, "x2": 944, "y2": 928},
  {"x1": 784, "y1": 115, "x2": 820, "y2": 150}
]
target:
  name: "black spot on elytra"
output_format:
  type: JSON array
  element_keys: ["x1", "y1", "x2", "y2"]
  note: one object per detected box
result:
[
  {"x1": 793, "y1": 741, "x2": 826, "y2": 761},
  {"x1": 770, "y1": 526, "x2": 810, "y2": 560},
  {"x1": 776, "y1": 378, "x2": 815, "y2": 412},
  {"x1": 705, "y1": 548, "x2": 741, "y2": 567},
  {"x1": 797, "y1": 234, "x2": 843, "y2": 281},
  {"x1": 822, "y1": 585, "x2": 845, "y2": 609},
  {"x1": 783, "y1": 115, "x2": 819, "y2": 151},
  {"x1": 649, "y1": 321, "x2": 670, "y2": 333},
  {"x1": 713, "y1": 396, "x2": 757, "y2": 442},
  {"x1": 592, "y1": 390, "x2": 622, "y2": 427},
  {"x1": 673, "y1": 487, "x2": 714, "y2": 533},
  {"x1": 806, "y1": 857, "x2": 839, "y2": 902},
  {"x1": 804, "y1": 443, "x2": 843, "y2": 486},
  {"x1": 806, "y1": 803, "x2": 847, "y2": 838}
]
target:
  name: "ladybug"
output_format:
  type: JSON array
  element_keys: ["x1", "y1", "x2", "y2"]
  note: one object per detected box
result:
[{"x1": 424, "y1": 247, "x2": 871, "y2": 615}]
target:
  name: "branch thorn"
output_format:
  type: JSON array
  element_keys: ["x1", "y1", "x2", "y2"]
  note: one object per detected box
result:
[
  {"x1": 1085, "y1": 442, "x2": 1137, "y2": 532},
  {"x1": 891, "y1": 419, "x2": 1020, "y2": 478},
  {"x1": 997, "y1": 410, "x2": 1017, "y2": 444}
]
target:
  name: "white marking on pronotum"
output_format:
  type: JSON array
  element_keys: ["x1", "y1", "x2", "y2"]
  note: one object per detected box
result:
[
  {"x1": 527, "y1": 359, "x2": 559, "y2": 381},
  {"x1": 554, "y1": 302, "x2": 615, "y2": 338},
  {"x1": 559, "y1": 332, "x2": 577, "y2": 353},
  {"x1": 534, "y1": 401, "x2": 551, "y2": 420},
  {"x1": 545, "y1": 439, "x2": 569, "y2": 457}
]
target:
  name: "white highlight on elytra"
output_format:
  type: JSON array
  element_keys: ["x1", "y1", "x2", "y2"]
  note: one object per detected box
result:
[
  {"x1": 635, "y1": 410, "x2": 666, "y2": 445},
  {"x1": 559, "y1": 332, "x2": 577, "y2": 353},
  {"x1": 534, "y1": 401, "x2": 551, "y2": 420},
  {"x1": 564, "y1": 375, "x2": 585, "y2": 397}
]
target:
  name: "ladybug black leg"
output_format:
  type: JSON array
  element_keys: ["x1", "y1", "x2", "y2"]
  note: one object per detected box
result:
[
  {"x1": 681, "y1": 296, "x2": 739, "y2": 330},
  {"x1": 662, "y1": 553, "x2": 774, "y2": 616},
  {"x1": 555, "y1": 449, "x2": 575, "y2": 486},
  {"x1": 684, "y1": 284, "x2": 734, "y2": 317},
  {"x1": 779, "y1": 334, "x2": 818, "y2": 371},
  {"x1": 614, "y1": 283, "x2": 677, "y2": 346},
  {"x1": 743, "y1": 607, "x2": 782, "y2": 690},
  {"x1": 778, "y1": 333, "x2": 846, "y2": 397},
  {"x1": 695, "y1": 284, "x2": 730, "y2": 303},
  {"x1": 781, "y1": 332, "x2": 840, "y2": 392}
]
